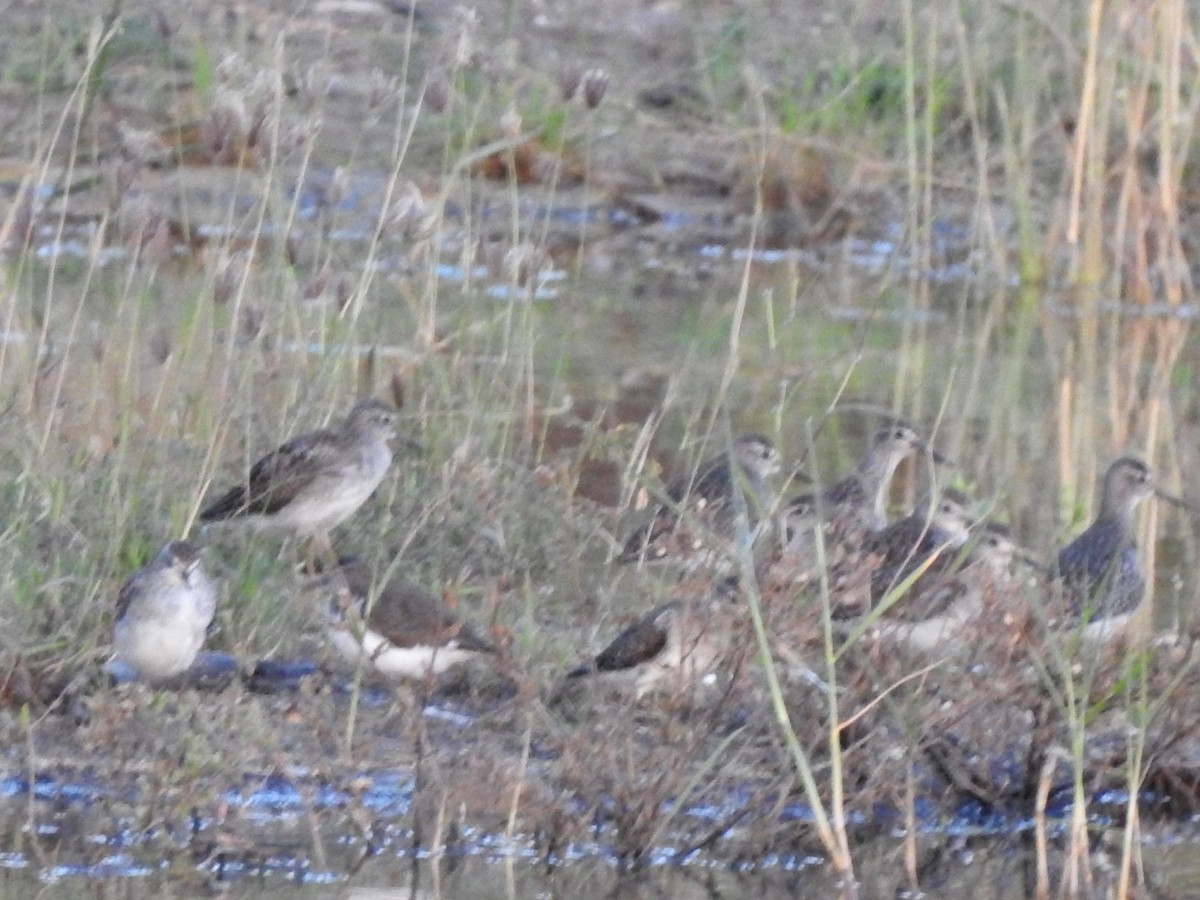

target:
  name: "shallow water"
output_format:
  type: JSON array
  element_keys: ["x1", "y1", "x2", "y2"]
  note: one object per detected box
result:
[
  {"x1": 3, "y1": 684, "x2": 1200, "y2": 898},
  {"x1": 4, "y1": 784, "x2": 1200, "y2": 900}
]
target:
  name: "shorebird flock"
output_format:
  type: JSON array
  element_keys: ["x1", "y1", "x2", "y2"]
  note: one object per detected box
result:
[{"x1": 109, "y1": 398, "x2": 1190, "y2": 701}]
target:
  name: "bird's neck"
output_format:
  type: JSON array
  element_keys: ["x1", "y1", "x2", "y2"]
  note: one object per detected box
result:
[
  {"x1": 1097, "y1": 501, "x2": 1138, "y2": 538},
  {"x1": 734, "y1": 461, "x2": 769, "y2": 502},
  {"x1": 860, "y1": 451, "x2": 903, "y2": 520}
]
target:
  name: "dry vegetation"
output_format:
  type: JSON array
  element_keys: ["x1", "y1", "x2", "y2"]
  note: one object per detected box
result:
[{"x1": 2, "y1": 0, "x2": 1200, "y2": 895}]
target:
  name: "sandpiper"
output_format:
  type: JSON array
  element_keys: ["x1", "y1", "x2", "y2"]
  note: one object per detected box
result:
[
  {"x1": 867, "y1": 488, "x2": 975, "y2": 603},
  {"x1": 200, "y1": 398, "x2": 403, "y2": 540},
  {"x1": 617, "y1": 433, "x2": 781, "y2": 572},
  {"x1": 559, "y1": 590, "x2": 736, "y2": 698},
  {"x1": 773, "y1": 422, "x2": 948, "y2": 594},
  {"x1": 314, "y1": 558, "x2": 498, "y2": 679},
  {"x1": 1055, "y1": 456, "x2": 1184, "y2": 628},
  {"x1": 789, "y1": 421, "x2": 945, "y2": 534},
  {"x1": 874, "y1": 522, "x2": 1023, "y2": 651},
  {"x1": 112, "y1": 540, "x2": 218, "y2": 682}
]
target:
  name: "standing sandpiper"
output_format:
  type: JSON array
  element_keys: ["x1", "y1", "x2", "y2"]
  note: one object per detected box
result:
[
  {"x1": 557, "y1": 589, "x2": 737, "y2": 699},
  {"x1": 1055, "y1": 456, "x2": 1185, "y2": 628},
  {"x1": 874, "y1": 522, "x2": 1023, "y2": 652},
  {"x1": 200, "y1": 398, "x2": 403, "y2": 542},
  {"x1": 112, "y1": 540, "x2": 218, "y2": 682},
  {"x1": 789, "y1": 421, "x2": 945, "y2": 535},
  {"x1": 617, "y1": 433, "x2": 781, "y2": 572},
  {"x1": 314, "y1": 558, "x2": 498, "y2": 679},
  {"x1": 777, "y1": 421, "x2": 946, "y2": 586},
  {"x1": 868, "y1": 488, "x2": 975, "y2": 603}
]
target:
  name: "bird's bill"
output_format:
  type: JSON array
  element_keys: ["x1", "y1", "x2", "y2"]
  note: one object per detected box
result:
[
  {"x1": 1155, "y1": 487, "x2": 1192, "y2": 510},
  {"x1": 928, "y1": 447, "x2": 953, "y2": 466},
  {"x1": 1012, "y1": 546, "x2": 1050, "y2": 574},
  {"x1": 395, "y1": 435, "x2": 424, "y2": 453}
]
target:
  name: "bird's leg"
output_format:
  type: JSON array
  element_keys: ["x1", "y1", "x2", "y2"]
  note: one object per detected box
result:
[{"x1": 300, "y1": 533, "x2": 340, "y2": 573}]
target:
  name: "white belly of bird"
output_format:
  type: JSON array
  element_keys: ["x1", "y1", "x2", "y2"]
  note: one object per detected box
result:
[
  {"x1": 269, "y1": 482, "x2": 380, "y2": 533},
  {"x1": 114, "y1": 617, "x2": 206, "y2": 680},
  {"x1": 329, "y1": 626, "x2": 478, "y2": 678},
  {"x1": 633, "y1": 629, "x2": 724, "y2": 697},
  {"x1": 260, "y1": 441, "x2": 392, "y2": 535},
  {"x1": 884, "y1": 611, "x2": 972, "y2": 653},
  {"x1": 1079, "y1": 610, "x2": 1134, "y2": 644}
]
